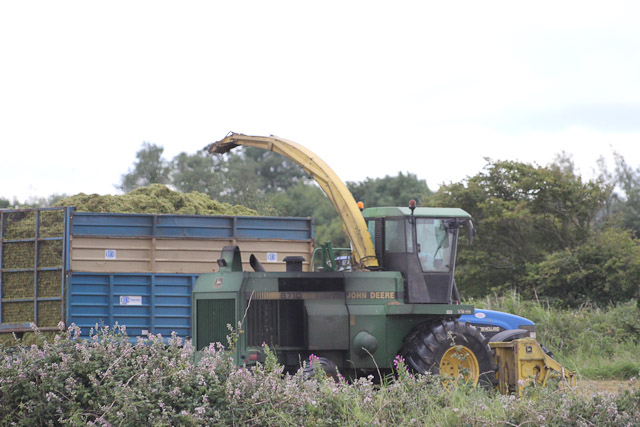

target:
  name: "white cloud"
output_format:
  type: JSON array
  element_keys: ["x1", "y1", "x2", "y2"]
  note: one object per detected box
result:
[{"x1": 1, "y1": 1, "x2": 639, "y2": 201}]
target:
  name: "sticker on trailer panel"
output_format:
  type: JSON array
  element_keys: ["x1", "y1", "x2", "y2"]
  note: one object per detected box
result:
[
  {"x1": 120, "y1": 296, "x2": 142, "y2": 306},
  {"x1": 105, "y1": 249, "x2": 117, "y2": 260},
  {"x1": 214, "y1": 277, "x2": 223, "y2": 289},
  {"x1": 266, "y1": 252, "x2": 277, "y2": 262}
]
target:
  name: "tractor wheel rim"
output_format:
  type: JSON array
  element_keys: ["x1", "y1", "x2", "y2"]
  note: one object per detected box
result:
[{"x1": 439, "y1": 345, "x2": 480, "y2": 385}]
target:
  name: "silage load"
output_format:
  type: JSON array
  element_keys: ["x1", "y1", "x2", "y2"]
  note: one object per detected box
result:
[
  {"x1": 2, "y1": 209, "x2": 65, "y2": 240},
  {"x1": 0, "y1": 186, "x2": 255, "y2": 339},
  {"x1": 53, "y1": 184, "x2": 257, "y2": 216}
]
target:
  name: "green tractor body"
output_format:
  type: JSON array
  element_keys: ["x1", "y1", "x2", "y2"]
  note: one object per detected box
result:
[{"x1": 193, "y1": 206, "x2": 486, "y2": 378}]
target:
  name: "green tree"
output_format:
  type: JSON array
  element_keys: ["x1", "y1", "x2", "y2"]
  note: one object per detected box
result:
[
  {"x1": 524, "y1": 226, "x2": 640, "y2": 306},
  {"x1": 347, "y1": 172, "x2": 432, "y2": 208},
  {"x1": 273, "y1": 182, "x2": 347, "y2": 247},
  {"x1": 427, "y1": 158, "x2": 611, "y2": 299},
  {"x1": 213, "y1": 147, "x2": 307, "y2": 214},
  {"x1": 169, "y1": 146, "x2": 307, "y2": 214},
  {"x1": 609, "y1": 152, "x2": 640, "y2": 237},
  {"x1": 0, "y1": 197, "x2": 12, "y2": 209},
  {"x1": 118, "y1": 142, "x2": 171, "y2": 192},
  {"x1": 171, "y1": 150, "x2": 224, "y2": 197},
  {"x1": 216, "y1": 148, "x2": 276, "y2": 214},
  {"x1": 242, "y1": 147, "x2": 307, "y2": 193}
]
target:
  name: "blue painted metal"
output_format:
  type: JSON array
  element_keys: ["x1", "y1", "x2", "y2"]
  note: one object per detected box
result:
[
  {"x1": 459, "y1": 308, "x2": 534, "y2": 331},
  {"x1": 0, "y1": 214, "x2": 2, "y2": 320},
  {"x1": 68, "y1": 272, "x2": 197, "y2": 340},
  {"x1": 71, "y1": 213, "x2": 313, "y2": 240},
  {"x1": 63, "y1": 208, "x2": 72, "y2": 324}
]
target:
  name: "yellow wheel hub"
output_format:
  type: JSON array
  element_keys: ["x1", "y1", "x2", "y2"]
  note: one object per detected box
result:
[{"x1": 439, "y1": 345, "x2": 480, "y2": 385}]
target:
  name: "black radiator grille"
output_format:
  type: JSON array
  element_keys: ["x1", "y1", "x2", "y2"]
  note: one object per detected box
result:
[
  {"x1": 196, "y1": 299, "x2": 235, "y2": 351},
  {"x1": 246, "y1": 300, "x2": 304, "y2": 347}
]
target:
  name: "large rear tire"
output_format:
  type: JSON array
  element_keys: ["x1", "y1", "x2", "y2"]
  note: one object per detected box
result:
[
  {"x1": 399, "y1": 319, "x2": 496, "y2": 388},
  {"x1": 303, "y1": 356, "x2": 339, "y2": 381}
]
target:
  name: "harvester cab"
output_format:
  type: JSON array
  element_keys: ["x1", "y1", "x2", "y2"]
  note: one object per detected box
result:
[
  {"x1": 362, "y1": 206, "x2": 473, "y2": 304},
  {"x1": 193, "y1": 132, "x2": 576, "y2": 394}
]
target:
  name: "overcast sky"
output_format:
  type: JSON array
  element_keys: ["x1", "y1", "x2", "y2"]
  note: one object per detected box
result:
[{"x1": 1, "y1": 1, "x2": 639, "y2": 203}]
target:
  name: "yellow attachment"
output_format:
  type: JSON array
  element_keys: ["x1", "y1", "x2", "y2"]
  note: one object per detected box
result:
[
  {"x1": 490, "y1": 338, "x2": 577, "y2": 395},
  {"x1": 209, "y1": 133, "x2": 379, "y2": 269},
  {"x1": 440, "y1": 345, "x2": 480, "y2": 386}
]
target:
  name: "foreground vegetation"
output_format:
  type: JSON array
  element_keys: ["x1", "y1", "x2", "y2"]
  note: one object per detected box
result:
[{"x1": 1, "y1": 298, "x2": 639, "y2": 426}]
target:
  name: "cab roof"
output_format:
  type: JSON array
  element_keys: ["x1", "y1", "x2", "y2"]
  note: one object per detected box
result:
[{"x1": 361, "y1": 206, "x2": 472, "y2": 219}]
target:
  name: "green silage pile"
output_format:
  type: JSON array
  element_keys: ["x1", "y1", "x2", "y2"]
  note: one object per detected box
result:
[
  {"x1": 53, "y1": 184, "x2": 258, "y2": 216},
  {"x1": 1, "y1": 210, "x2": 65, "y2": 329},
  {"x1": 2, "y1": 209, "x2": 65, "y2": 240}
]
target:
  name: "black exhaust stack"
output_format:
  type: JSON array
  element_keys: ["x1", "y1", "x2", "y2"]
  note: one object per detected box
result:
[{"x1": 249, "y1": 254, "x2": 266, "y2": 272}]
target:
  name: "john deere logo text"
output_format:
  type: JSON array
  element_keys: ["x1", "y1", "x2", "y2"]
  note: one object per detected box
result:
[{"x1": 347, "y1": 291, "x2": 396, "y2": 300}]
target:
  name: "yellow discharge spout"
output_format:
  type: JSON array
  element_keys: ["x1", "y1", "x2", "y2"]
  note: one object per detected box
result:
[{"x1": 209, "y1": 133, "x2": 378, "y2": 269}]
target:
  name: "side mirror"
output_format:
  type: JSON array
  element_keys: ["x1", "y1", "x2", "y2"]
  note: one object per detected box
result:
[{"x1": 466, "y1": 220, "x2": 476, "y2": 245}]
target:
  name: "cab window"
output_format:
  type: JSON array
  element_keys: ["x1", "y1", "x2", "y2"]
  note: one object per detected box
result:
[
  {"x1": 416, "y1": 218, "x2": 452, "y2": 272},
  {"x1": 385, "y1": 219, "x2": 406, "y2": 252}
]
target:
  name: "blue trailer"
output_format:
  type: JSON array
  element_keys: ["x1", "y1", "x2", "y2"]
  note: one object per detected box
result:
[{"x1": 0, "y1": 207, "x2": 314, "y2": 341}]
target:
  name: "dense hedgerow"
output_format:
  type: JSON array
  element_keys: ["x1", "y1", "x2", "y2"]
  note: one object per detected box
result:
[{"x1": 1, "y1": 324, "x2": 639, "y2": 426}]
